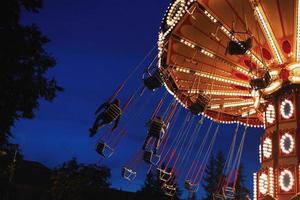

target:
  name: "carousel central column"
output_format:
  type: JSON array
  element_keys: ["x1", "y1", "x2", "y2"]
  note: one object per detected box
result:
[{"x1": 254, "y1": 86, "x2": 300, "y2": 200}]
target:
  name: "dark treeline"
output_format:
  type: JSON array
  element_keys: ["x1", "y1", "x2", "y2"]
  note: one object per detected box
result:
[{"x1": 0, "y1": 144, "x2": 181, "y2": 200}]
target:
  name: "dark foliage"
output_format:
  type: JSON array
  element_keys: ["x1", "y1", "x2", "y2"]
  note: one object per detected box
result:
[
  {"x1": 0, "y1": 0, "x2": 62, "y2": 144},
  {"x1": 202, "y1": 151, "x2": 250, "y2": 200},
  {"x1": 50, "y1": 158, "x2": 111, "y2": 200},
  {"x1": 235, "y1": 164, "x2": 250, "y2": 200}
]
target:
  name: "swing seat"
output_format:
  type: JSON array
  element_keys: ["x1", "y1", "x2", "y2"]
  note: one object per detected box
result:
[
  {"x1": 223, "y1": 187, "x2": 235, "y2": 199},
  {"x1": 96, "y1": 142, "x2": 114, "y2": 158},
  {"x1": 143, "y1": 150, "x2": 160, "y2": 165},
  {"x1": 157, "y1": 168, "x2": 172, "y2": 182},
  {"x1": 188, "y1": 94, "x2": 210, "y2": 115},
  {"x1": 149, "y1": 118, "x2": 166, "y2": 137},
  {"x1": 250, "y1": 71, "x2": 271, "y2": 90},
  {"x1": 143, "y1": 71, "x2": 164, "y2": 90},
  {"x1": 163, "y1": 184, "x2": 176, "y2": 197},
  {"x1": 227, "y1": 37, "x2": 252, "y2": 55},
  {"x1": 184, "y1": 180, "x2": 199, "y2": 192},
  {"x1": 121, "y1": 167, "x2": 137, "y2": 181}
]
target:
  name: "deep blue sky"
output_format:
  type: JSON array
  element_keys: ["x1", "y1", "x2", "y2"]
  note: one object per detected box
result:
[{"x1": 12, "y1": 0, "x2": 263, "y2": 198}]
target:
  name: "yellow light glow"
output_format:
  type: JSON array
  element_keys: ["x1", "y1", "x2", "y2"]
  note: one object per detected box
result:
[
  {"x1": 262, "y1": 79, "x2": 282, "y2": 95},
  {"x1": 252, "y1": 2, "x2": 284, "y2": 64}
]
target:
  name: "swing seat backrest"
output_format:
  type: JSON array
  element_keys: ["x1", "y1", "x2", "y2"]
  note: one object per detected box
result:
[
  {"x1": 228, "y1": 37, "x2": 252, "y2": 55},
  {"x1": 143, "y1": 150, "x2": 160, "y2": 165},
  {"x1": 149, "y1": 119, "x2": 165, "y2": 136},
  {"x1": 250, "y1": 71, "x2": 271, "y2": 90},
  {"x1": 143, "y1": 71, "x2": 164, "y2": 90},
  {"x1": 96, "y1": 142, "x2": 114, "y2": 158},
  {"x1": 122, "y1": 167, "x2": 137, "y2": 181},
  {"x1": 157, "y1": 168, "x2": 172, "y2": 182},
  {"x1": 188, "y1": 94, "x2": 210, "y2": 115},
  {"x1": 106, "y1": 104, "x2": 122, "y2": 120}
]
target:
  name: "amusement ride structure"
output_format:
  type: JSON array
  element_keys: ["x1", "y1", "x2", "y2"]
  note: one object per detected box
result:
[{"x1": 91, "y1": 0, "x2": 300, "y2": 199}]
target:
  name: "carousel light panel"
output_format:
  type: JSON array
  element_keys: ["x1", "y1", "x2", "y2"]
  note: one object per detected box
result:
[
  {"x1": 280, "y1": 133, "x2": 295, "y2": 155},
  {"x1": 258, "y1": 173, "x2": 268, "y2": 195},
  {"x1": 266, "y1": 104, "x2": 275, "y2": 124},
  {"x1": 263, "y1": 137, "x2": 272, "y2": 159},
  {"x1": 279, "y1": 169, "x2": 294, "y2": 192},
  {"x1": 280, "y1": 99, "x2": 294, "y2": 119}
]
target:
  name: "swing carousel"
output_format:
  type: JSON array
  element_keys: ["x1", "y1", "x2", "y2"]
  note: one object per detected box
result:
[
  {"x1": 92, "y1": 0, "x2": 300, "y2": 199},
  {"x1": 156, "y1": 0, "x2": 300, "y2": 200}
]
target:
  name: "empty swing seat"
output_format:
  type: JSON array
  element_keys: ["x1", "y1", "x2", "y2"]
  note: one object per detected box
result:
[
  {"x1": 227, "y1": 37, "x2": 252, "y2": 55},
  {"x1": 163, "y1": 184, "x2": 176, "y2": 197},
  {"x1": 250, "y1": 71, "x2": 271, "y2": 90},
  {"x1": 184, "y1": 180, "x2": 199, "y2": 192},
  {"x1": 122, "y1": 167, "x2": 137, "y2": 181},
  {"x1": 157, "y1": 168, "x2": 172, "y2": 182},
  {"x1": 96, "y1": 142, "x2": 114, "y2": 158},
  {"x1": 143, "y1": 150, "x2": 160, "y2": 165},
  {"x1": 143, "y1": 71, "x2": 164, "y2": 90},
  {"x1": 188, "y1": 94, "x2": 210, "y2": 115},
  {"x1": 223, "y1": 187, "x2": 235, "y2": 199}
]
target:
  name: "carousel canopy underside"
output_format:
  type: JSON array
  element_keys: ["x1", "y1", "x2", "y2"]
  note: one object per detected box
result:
[{"x1": 159, "y1": 0, "x2": 298, "y2": 127}]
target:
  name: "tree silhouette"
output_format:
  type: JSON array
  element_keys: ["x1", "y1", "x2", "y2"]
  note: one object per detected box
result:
[
  {"x1": 235, "y1": 164, "x2": 250, "y2": 200},
  {"x1": 138, "y1": 168, "x2": 181, "y2": 200},
  {"x1": 0, "y1": 0, "x2": 62, "y2": 144},
  {"x1": 202, "y1": 151, "x2": 226, "y2": 200},
  {"x1": 50, "y1": 158, "x2": 110, "y2": 200}
]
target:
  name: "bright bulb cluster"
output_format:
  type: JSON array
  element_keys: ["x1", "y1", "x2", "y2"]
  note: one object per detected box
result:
[
  {"x1": 258, "y1": 173, "x2": 268, "y2": 195},
  {"x1": 279, "y1": 169, "x2": 294, "y2": 192},
  {"x1": 253, "y1": 173, "x2": 257, "y2": 200},
  {"x1": 280, "y1": 133, "x2": 294, "y2": 154},
  {"x1": 166, "y1": 0, "x2": 185, "y2": 27},
  {"x1": 263, "y1": 137, "x2": 272, "y2": 159},
  {"x1": 266, "y1": 104, "x2": 275, "y2": 124},
  {"x1": 253, "y1": 3, "x2": 283, "y2": 64},
  {"x1": 280, "y1": 99, "x2": 294, "y2": 119}
]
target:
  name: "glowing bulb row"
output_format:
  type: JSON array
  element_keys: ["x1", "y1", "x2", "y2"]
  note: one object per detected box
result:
[
  {"x1": 253, "y1": 173, "x2": 257, "y2": 200},
  {"x1": 262, "y1": 137, "x2": 272, "y2": 159},
  {"x1": 252, "y1": 2, "x2": 283, "y2": 64},
  {"x1": 265, "y1": 104, "x2": 275, "y2": 124},
  {"x1": 175, "y1": 67, "x2": 251, "y2": 88},
  {"x1": 204, "y1": 90, "x2": 253, "y2": 97},
  {"x1": 180, "y1": 39, "x2": 195, "y2": 48},
  {"x1": 269, "y1": 168, "x2": 274, "y2": 196}
]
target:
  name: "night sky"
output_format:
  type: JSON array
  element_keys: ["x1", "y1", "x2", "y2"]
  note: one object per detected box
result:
[{"x1": 12, "y1": 0, "x2": 264, "y2": 198}]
